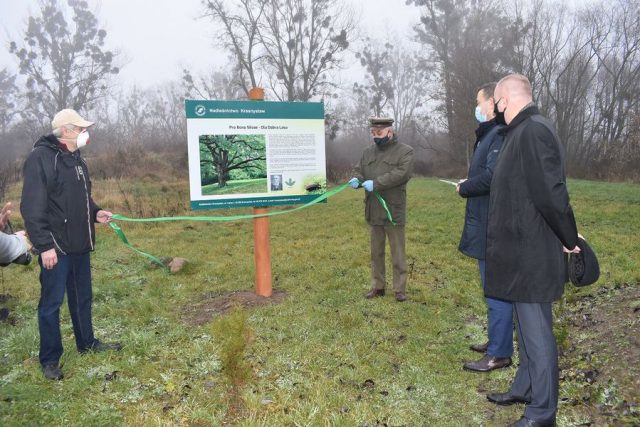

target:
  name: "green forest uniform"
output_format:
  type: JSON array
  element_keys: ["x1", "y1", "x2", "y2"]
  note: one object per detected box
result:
[{"x1": 353, "y1": 136, "x2": 414, "y2": 292}]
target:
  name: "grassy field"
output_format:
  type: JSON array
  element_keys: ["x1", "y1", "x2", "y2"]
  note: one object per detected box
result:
[{"x1": 0, "y1": 177, "x2": 638, "y2": 426}]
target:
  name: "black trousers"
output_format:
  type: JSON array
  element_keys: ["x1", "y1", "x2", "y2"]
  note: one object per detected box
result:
[{"x1": 509, "y1": 302, "x2": 558, "y2": 423}]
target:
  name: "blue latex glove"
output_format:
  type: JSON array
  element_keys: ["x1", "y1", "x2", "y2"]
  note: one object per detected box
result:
[
  {"x1": 348, "y1": 177, "x2": 360, "y2": 189},
  {"x1": 362, "y1": 180, "x2": 374, "y2": 192}
]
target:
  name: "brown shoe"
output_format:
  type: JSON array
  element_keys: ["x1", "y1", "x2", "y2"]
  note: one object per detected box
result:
[
  {"x1": 365, "y1": 289, "x2": 385, "y2": 299},
  {"x1": 395, "y1": 292, "x2": 407, "y2": 302},
  {"x1": 470, "y1": 341, "x2": 489, "y2": 353},
  {"x1": 463, "y1": 354, "x2": 512, "y2": 372}
]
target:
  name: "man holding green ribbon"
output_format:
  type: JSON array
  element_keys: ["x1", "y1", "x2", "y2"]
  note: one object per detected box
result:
[
  {"x1": 21, "y1": 109, "x2": 122, "y2": 381},
  {"x1": 350, "y1": 117, "x2": 414, "y2": 302}
]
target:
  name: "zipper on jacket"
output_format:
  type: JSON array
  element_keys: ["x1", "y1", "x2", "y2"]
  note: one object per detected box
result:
[
  {"x1": 50, "y1": 232, "x2": 67, "y2": 255},
  {"x1": 78, "y1": 166, "x2": 94, "y2": 251}
]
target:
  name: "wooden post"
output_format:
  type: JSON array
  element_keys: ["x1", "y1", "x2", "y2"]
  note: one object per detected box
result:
[{"x1": 249, "y1": 87, "x2": 272, "y2": 297}]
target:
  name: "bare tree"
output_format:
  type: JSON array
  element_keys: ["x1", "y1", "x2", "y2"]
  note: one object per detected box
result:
[
  {"x1": 388, "y1": 51, "x2": 434, "y2": 141},
  {"x1": 9, "y1": 0, "x2": 119, "y2": 123},
  {"x1": 353, "y1": 41, "x2": 395, "y2": 117},
  {"x1": 507, "y1": 0, "x2": 640, "y2": 175},
  {"x1": 534, "y1": 5, "x2": 599, "y2": 161},
  {"x1": 148, "y1": 82, "x2": 188, "y2": 145},
  {"x1": 0, "y1": 69, "x2": 19, "y2": 138},
  {"x1": 183, "y1": 67, "x2": 245, "y2": 100},
  {"x1": 354, "y1": 40, "x2": 434, "y2": 141},
  {"x1": 584, "y1": 0, "x2": 640, "y2": 166},
  {"x1": 410, "y1": 0, "x2": 513, "y2": 165},
  {"x1": 203, "y1": 0, "x2": 353, "y2": 101},
  {"x1": 410, "y1": 0, "x2": 465, "y2": 138},
  {"x1": 115, "y1": 86, "x2": 149, "y2": 146},
  {"x1": 259, "y1": 0, "x2": 352, "y2": 101},
  {"x1": 202, "y1": 0, "x2": 265, "y2": 96}
]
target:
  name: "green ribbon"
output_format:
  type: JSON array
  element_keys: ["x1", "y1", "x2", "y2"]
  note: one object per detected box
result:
[
  {"x1": 108, "y1": 221, "x2": 167, "y2": 268},
  {"x1": 111, "y1": 182, "x2": 350, "y2": 223},
  {"x1": 373, "y1": 192, "x2": 396, "y2": 226},
  {"x1": 108, "y1": 182, "x2": 395, "y2": 268}
]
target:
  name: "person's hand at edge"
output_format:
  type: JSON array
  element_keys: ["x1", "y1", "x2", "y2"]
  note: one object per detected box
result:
[{"x1": 0, "y1": 202, "x2": 12, "y2": 231}]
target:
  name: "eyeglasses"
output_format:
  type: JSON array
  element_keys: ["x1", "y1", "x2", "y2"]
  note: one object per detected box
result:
[{"x1": 65, "y1": 125, "x2": 84, "y2": 134}]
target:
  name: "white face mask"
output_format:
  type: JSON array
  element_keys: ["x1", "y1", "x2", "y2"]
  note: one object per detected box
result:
[
  {"x1": 76, "y1": 130, "x2": 90, "y2": 149},
  {"x1": 62, "y1": 128, "x2": 90, "y2": 151}
]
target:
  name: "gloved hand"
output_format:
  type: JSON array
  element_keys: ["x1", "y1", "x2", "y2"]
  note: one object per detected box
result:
[
  {"x1": 348, "y1": 177, "x2": 360, "y2": 189},
  {"x1": 362, "y1": 180, "x2": 374, "y2": 192}
]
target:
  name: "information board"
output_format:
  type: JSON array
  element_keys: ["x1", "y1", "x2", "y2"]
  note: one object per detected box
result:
[{"x1": 186, "y1": 100, "x2": 326, "y2": 210}]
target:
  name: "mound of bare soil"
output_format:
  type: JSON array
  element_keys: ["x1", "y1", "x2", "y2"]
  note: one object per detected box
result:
[
  {"x1": 183, "y1": 290, "x2": 287, "y2": 326},
  {"x1": 559, "y1": 283, "x2": 640, "y2": 425}
]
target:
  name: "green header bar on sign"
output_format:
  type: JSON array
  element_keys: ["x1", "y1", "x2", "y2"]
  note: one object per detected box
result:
[
  {"x1": 185, "y1": 100, "x2": 324, "y2": 119},
  {"x1": 191, "y1": 194, "x2": 326, "y2": 210}
]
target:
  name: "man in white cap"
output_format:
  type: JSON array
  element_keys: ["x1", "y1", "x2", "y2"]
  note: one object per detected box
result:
[{"x1": 21, "y1": 109, "x2": 121, "y2": 381}]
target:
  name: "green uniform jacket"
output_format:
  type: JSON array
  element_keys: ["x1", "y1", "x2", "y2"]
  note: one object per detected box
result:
[{"x1": 353, "y1": 138, "x2": 414, "y2": 225}]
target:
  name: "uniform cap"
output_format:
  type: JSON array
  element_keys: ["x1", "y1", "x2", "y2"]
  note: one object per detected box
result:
[{"x1": 368, "y1": 117, "x2": 394, "y2": 127}]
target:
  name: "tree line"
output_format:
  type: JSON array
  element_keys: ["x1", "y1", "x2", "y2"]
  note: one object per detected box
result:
[{"x1": 1, "y1": 0, "x2": 638, "y2": 201}]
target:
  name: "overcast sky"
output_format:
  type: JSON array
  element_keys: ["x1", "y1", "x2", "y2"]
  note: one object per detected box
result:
[{"x1": 0, "y1": 0, "x2": 420, "y2": 89}]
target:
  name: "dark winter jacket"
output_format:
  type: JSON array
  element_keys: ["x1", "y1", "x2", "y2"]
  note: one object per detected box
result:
[
  {"x1": 21, "y1": 135, "x2": 101, "y2": 255},
  {"x1": 353, "y1": 137, "x2": 414, "y2": 225},
  {"x1": 458, "y1": 119, "x2": 504, "y2": 259},
  {"x1": 485, "y1": 105, "x2": 578, "y2": 303}
]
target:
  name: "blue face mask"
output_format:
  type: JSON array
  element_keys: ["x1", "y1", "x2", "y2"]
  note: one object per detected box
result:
[{"x1": 475, "y1": 105, "x2": 487, "y2": 123}]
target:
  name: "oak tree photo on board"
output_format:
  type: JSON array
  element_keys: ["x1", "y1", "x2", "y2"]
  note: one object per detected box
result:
[{"x1": 199, "y1": 134, "x2": 267, "y2": 195}]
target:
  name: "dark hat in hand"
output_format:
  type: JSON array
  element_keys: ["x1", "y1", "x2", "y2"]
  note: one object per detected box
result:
[{"x1": 569, "y1": 237, "x2": 600, "y2": 287}]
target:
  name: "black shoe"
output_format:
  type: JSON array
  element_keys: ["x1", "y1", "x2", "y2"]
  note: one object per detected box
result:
[
  {"x1": 365, "y1": 289, "x2": 385, "y2": 299},
  {"x1": 42, "y1": 363, "x2": 63, "y2": 380},
  {"x1": 508, "y1": 416, "x2": 556, "y2": 427},
  {"x1": 395, "y1": 292, "x2": 407, "y2": 302},
  {"x1": 486, "y1": 392, "x2": 530, "y2": 406},
  {"x1": 81, "y1": 340, "x2": 122, "y2": 353},
  {"x1": 463, "y1": 354, "x2": 512, "y2": 372},
  {"x1": 470, "y1": 341, "x2": 488, "y2": 353}
]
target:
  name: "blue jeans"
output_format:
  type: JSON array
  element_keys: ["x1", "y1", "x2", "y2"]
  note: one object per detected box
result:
[
  {"x1": 38, "y1": 252, "x2": 96, "y2": 365},
  {"x1": 479, "y1": 259, "x2": 514, "y2": 358}
]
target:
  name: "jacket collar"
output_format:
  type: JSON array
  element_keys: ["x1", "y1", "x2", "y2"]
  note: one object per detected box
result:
[
  {"x1": 499, "y1": 104, "x2": 540, "y2": 135},
  {"x1": 34, "y1": 134, "x2": 76, "y2": 156},
  {"x1": 475, "y1": 119, "x2": 498, "y2": 140}
]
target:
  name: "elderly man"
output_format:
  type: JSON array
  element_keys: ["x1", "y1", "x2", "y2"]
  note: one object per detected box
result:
[
  {"x1": 457, "y1": 82, "x2": 513, "y2": 373},
  {"x1": 350, "y1": 117, "x2": 414, "y2": 302},
  {"x1": 484, "y1": 75, "x2": 580, "y2": 427},
  {"x1": 21, "y1": 109, "x2": 121, "y2": 381}
]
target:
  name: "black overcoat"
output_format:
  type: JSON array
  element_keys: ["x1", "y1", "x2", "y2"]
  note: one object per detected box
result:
[
  {"x1": 485, "y1": 106, "x2": 578, "y2": 303},
  {"x1": 458, "y1": 120, "x2": 504, "y2": 260}
]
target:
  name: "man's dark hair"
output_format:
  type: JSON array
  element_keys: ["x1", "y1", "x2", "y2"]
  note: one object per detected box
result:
[{"x1": 477, "y1": 82, "x2": 497, "y2": 100}]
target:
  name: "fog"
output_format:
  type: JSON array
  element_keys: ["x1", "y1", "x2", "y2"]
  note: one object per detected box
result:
[{"x1": 0, "y1": 0, "x2": 419, "y2": 88}]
